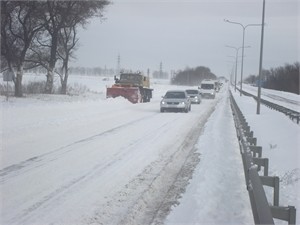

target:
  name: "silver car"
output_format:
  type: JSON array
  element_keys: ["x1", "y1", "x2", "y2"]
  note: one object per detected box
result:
[
  {"x1": 160, "y1": 90, "x2": 191, "y2": 113},
  {"x1": 186, "y1": 89, "x2": 202, "y2": 104}
]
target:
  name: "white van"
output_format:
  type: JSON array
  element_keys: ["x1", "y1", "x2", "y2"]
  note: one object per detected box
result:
[{"x1": 199, "y1": 79, "x2": 216, "y2": 99}]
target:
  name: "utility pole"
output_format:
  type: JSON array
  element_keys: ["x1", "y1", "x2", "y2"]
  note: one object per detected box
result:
[
  {"x1": 116, "y1": 54, "x2": 121, "y2": 76},
  {"x1": 159, "y1": 61, "x2": 163, "y2": 79},
  {"x1": 257, "y1": 0, "x2": 266, "y2": 115}
]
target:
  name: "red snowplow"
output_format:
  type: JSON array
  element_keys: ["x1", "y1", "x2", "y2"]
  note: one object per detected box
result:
[{"x1": 106, "y1": 72, "x2": 153, "y2": 104}]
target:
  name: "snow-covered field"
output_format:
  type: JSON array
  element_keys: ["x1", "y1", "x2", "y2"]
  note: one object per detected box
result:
[
  {"x1": 242, "y1": 84, "x2": 300, "y2": 112},
  {"x1": 0, "y1": 74, "x2": 299, "y2": 225}
]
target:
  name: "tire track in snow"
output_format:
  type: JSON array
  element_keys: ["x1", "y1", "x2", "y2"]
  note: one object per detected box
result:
[
  {"x1": 2, "y1": 95, "x2": 222, "y2": 225},
  {"x1": 4, "y1": 114, "x2": 182, "y2": 225},
  {"x1": 127, "y1": 100, "x2": 220, "y2": 225},
  {"x1": 84, "y1": 98, "x2": 221, "y2": 225},
  {"x1": 0, "y1": 112, "x2": 158, "y2": 182}
]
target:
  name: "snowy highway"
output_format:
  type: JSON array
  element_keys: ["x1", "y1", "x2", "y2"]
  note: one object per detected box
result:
[
  {"x1": 1, "y1": 79, "x2": 241, "y2": 225},
  {"x1": 4, "y1": 75, "x2": 298, "y2": 225}
]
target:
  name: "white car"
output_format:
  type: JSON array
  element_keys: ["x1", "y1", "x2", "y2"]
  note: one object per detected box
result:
[
  {"x1": 186, "y1": 89, "x2": 202, "y2": 104},
  {"x1": 160, "y1": 90, "x2": 191, "y2": 113}
]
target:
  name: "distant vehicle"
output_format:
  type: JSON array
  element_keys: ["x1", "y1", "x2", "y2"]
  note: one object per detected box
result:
[
  {"x1": 214, "y1": 80, "x2": 221, "y2": 92},
  {"x1": 186, "y1": 89, "x2": 202, "y2": 104},
  {"x1": 160, "y1": 90, "x2": 191, "y2": 113},
  {"x1": 106, "y1": 72, "x2": 153, "y2": 103},
  {"x1": 199, "y1": 79, "x2": 216, "y2": 99}
]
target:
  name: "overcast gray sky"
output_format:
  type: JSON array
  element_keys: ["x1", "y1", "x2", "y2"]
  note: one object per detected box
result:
[{"x1": 72, "y1": 0, "x2": 299, "y2": 79}]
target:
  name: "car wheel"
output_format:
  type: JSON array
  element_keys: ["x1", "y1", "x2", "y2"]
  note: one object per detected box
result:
[{"x1": 160, "y1": 108, "x2": 164, "y2": 113}]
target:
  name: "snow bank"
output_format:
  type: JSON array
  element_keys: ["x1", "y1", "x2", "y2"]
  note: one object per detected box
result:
[
  {"x1": 232, "y1": 89, "x2": 300, "y2": 224},
  {"x1": 166, "y1": 90, "x2": 253, "y2": 225}
]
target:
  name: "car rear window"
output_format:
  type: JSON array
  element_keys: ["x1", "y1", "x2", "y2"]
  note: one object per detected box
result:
[
  {"x1": 201, "y1": 84, "x2": 214, "y2": 89},
  {"x1": 186, "y1": 90, "x2": 199, "y2": 94},
  {"x1": 165, "y1": 92, "x2": 186, "y2": 99}
]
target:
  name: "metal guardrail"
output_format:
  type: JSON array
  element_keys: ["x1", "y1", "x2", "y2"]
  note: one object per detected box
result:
[
  {"x1": 230, "y1": 90, "x2": 296, "y2": 225},
  {"x1": 237, "y1": 88, "x2": 300, "y2": 124}
]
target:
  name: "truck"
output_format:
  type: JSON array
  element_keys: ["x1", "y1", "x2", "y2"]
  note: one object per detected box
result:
[
  {"x1": 106, "y1": 72, "x2": 153, "y2": 103},
  {"x1": 199, "y1": 79, "x2": 216, "y2": 99}
]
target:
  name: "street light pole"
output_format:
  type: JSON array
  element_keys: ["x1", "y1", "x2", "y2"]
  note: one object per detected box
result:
[
  {"x1": 227, "y1": 46, "x2": 240, "y2": 92},
  {"x1": 257, "y1": 0, "x2": 266, "y2": 115},
  {"x1": 240, "y1": 27, "x2": 246, "y2": 96},
  {"x1": 227, "y1": 55, "x2": 238, "y2": 91},
  {"x1": 226, "y1": 45, "x2": 250, "y2": 92},
  {"x1": 234, "y1": 51, "x2": 238, "y2": 92},
  {"x1": 224, "y1": 19, "x2": 261, "y2": 96}
]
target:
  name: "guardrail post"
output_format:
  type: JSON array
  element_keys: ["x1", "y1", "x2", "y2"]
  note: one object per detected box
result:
[
  {"x1": 245, "y1": 131, "x2": 253, "y2": 137},
  {"x1": 247, "y1": 137, "x2": 257, "y2": 146},
  {"x1": 248, "y1": 165, "x2": 275, "y2": 224},
  {"x1": 249, "y1": 146, "x2": 262, "y2": 158},
  {"x1": 270, "y1": 206, "x2": 296, "y2": 225},
  {"x1": 252, "y1": 158, "x2": 269, "y2": 176},
  {"x1": 260, "y1": 176, "x2": 280, "y2": 206},
  {"x1": 243, "y1": 125, "x2": 251, "y2": 133}
]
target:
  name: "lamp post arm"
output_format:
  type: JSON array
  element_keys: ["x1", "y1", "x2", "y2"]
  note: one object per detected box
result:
[
  {"x1": 245, "y1": 23, "x2": 262, "y2": 29},
  {"x1": 224, "y1": 19, "x2": 245, "y2": 29}
]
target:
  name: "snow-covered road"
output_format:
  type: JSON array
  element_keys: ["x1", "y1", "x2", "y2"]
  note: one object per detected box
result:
[
  {"x1": 1, "y1": 80, "x2": 229, "y2": 225},
  {"x1": 1, "y1": 75, "x2": 299, "y2": 225}
]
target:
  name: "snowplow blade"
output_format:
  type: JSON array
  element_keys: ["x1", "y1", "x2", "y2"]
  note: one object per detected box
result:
[{"x1": 106, "y1": 87, "x2": 141, "y2": 104}]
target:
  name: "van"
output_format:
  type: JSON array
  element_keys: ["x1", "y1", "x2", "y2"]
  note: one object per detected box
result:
[{"x1": 199, "y1": 80, "x2": 216, "y2": 99}]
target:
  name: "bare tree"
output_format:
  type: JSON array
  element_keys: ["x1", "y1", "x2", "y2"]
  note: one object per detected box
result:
[
  {"x1": 56, "y1": 25, "x2": 78, "y2": 94},
  {"x1": 1, "y1": 1, "x2": 44, "y2": 96},
  {"x1": 244, "y1": 62, "x2": 299, "y2": 94},
  {"x1": 171, "y1": 66, "x2": 217, "y2": 86},
  {"x1": 2, "y1": 0, "x2": 110, "y2": 96},
  {"x1": 40, "y1": 0, "x2": 110, "y2": 94}
]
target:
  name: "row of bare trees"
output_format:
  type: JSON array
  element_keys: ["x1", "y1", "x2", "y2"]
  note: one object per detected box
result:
[
  {"x1": 171, "y1": 66, "x2": 217, "y2": 86},
  {"x1": 1, "y1": 0, "x2": 110, "y2": 96},
  {"x1": 244, "y1": 62, "x2": 299, "y2": 95}
]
